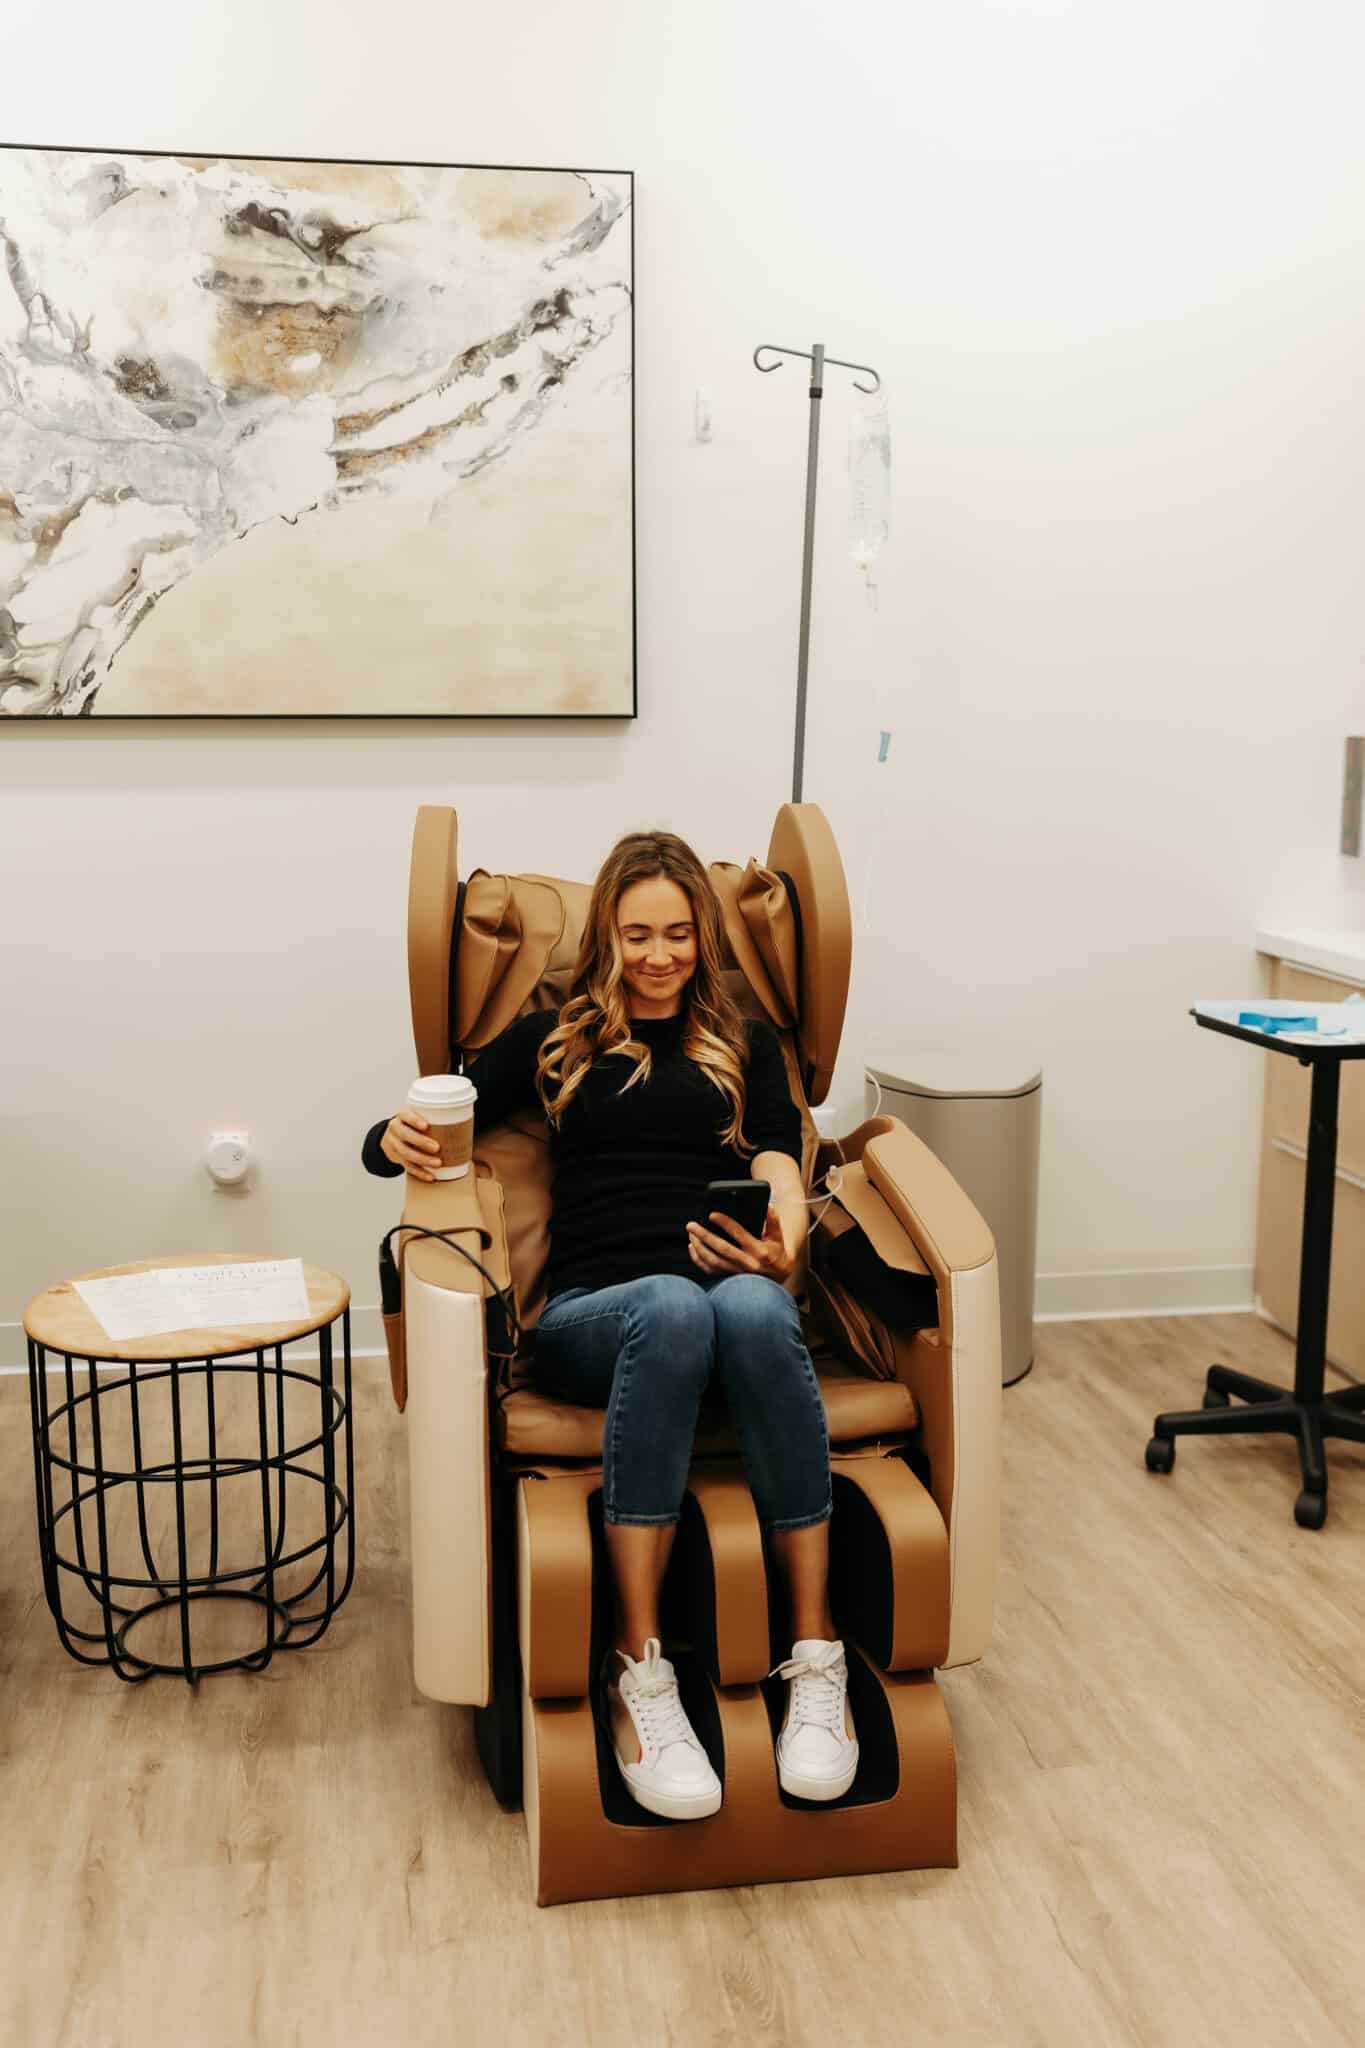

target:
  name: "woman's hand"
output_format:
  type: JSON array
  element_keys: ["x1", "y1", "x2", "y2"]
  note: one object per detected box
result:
[
  {"x1": 686, "y1": 1205, "x2": 799, "y2": 1286},
  {"x1": 379, "y1": 1110, "x2": 442, "y2": 1181}
]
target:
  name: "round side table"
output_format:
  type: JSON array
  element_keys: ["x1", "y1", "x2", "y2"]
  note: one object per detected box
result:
[{"x1": 22, "y1": 1254, "x2": 354, "y2": 1684}]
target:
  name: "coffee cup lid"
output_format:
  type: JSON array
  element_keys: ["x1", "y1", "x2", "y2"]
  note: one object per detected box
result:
[{"x1": 408, "y1": 1074, "x2": 477, "y2": 1109}]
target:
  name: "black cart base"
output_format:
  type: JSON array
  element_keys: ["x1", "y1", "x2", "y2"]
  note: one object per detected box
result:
[
  {"x1": 1149, "y1": 1028, "x2": 1365, "y2": 1530},
  {"x1": 1146, "y1": 1367, "x2": 1365, "y2": 1530}
]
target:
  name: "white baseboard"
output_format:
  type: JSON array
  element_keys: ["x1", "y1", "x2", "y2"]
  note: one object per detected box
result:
[{"x1": 1034, "y1": 1264, "x2": 1256, "y2": 1322}]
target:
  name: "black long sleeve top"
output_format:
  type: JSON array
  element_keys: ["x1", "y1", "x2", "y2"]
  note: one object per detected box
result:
[{"x1": 360, "y1": 1009, "x2": 803, "y2": 1300}]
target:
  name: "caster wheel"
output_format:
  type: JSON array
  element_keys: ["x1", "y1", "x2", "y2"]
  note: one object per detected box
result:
[
  {"x1": 1294, "y1": 1489, "x2": 1327, "y2": 1531},
  {"x1": 1145, "y1": 1435, "x2": 1175, "y2": 1474},
  {"x1": 1202, "y1": 1388, "x2": 1230, "y2": 1409}
]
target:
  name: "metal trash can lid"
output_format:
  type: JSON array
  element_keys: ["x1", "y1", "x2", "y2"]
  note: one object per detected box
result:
[{"x1": 866, "y1": 1041, "x2": 1042, "y2": 1101}]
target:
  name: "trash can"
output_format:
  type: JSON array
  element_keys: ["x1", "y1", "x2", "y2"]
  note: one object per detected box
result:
[{"x1": 865, "y1": 1044, "x2": 1042, "y2": 1386}]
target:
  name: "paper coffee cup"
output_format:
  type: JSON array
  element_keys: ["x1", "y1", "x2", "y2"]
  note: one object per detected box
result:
[{"x1": 407, "y1": 1074, "x2": 478, "y2": 1180}]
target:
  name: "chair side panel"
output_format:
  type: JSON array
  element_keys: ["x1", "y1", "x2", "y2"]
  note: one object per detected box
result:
[{"x1": 406, "y1": 1276, "x2": 492, "y2": 1704}]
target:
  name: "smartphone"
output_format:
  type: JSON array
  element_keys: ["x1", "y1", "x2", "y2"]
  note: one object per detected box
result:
[{"x1": 697, "y1": 1178, "x2": 771, "y2": 1239}]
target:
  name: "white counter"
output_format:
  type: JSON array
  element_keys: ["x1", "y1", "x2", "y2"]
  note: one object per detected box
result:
[{"x1": 1255, "y1": 925, "x2": 1365, "y2": 985}]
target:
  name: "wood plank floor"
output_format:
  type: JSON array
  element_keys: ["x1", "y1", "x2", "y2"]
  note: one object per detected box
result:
[{"x1": 3, "y1": 1313, "x2": 1364, "y2": 2048}]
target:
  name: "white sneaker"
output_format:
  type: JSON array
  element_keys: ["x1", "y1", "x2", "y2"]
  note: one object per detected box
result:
[
  {"x1": 772, "y1": 1638, "x2": 859, "y2": 1801},
  {"x1": 605, "y1": 1638, "x2": 723, "y2": 1821}
]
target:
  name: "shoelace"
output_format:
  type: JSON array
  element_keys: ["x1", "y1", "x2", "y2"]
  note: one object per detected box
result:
[
  {"x1": 622, "y1": 1641, "x2": 697, "y2": 1754},
  {"x1": 769, "y1": 1641, "x2": 848, "y2": 1737}
]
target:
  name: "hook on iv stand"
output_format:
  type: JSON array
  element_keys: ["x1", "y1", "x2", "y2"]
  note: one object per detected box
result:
[
  {"x1": 752, "y1": 342, "x2": 884, "y2": 803},
  {"x1": 752, "y1": 344, "x2": 882, "y2": 396}
]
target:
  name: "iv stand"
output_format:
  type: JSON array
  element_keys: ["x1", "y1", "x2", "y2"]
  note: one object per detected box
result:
[{"x1": 753, "y1": 342, "x2": 882, "y2": 802}]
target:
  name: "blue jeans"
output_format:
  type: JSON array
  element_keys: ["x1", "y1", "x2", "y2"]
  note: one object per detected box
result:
[{"x1": 533, "y1": 1272, "x2": 832, "y2": 1531}]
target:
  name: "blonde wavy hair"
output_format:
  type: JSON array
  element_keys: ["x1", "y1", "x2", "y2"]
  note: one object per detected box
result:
[{"x1": 535, "y1": 829, "x2": 755, "y2": 1155}]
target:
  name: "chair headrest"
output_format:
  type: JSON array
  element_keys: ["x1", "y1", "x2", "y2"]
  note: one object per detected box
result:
[{"x1": 453, "y1": 870, "x2": 593, "y2": 1047}]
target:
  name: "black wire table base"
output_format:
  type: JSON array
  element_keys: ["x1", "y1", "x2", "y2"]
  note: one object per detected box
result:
[{"x1": 26, "y1": 1308, "x2": 355, "y2": 1685}]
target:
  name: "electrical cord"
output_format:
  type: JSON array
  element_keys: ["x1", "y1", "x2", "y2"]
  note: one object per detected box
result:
[
  {"x1": 801, "y1": 1071, "x2": 885, "y2": 1230},
  {"x1": 802, "y1": 1117, "x2": 852, "y2": 1232},
  {"x1": 378, "y1": 1222, "x2": 523, "y2": 1402},
  {"x1": 799, "y1": 1077, "x2": 884, "y2": 1227}
]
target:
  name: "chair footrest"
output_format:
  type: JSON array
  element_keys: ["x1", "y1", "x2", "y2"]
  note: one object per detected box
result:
[
  {"x1": 830, "y1": 1453, "x2": 951, "y2": 1672},
  {"x1": 523, "y1": 1646, "x2": 957, "y2": 1907}
]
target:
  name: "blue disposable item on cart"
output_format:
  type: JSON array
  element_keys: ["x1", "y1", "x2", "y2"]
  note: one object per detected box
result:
[
  {"x1": 1239, "y1": 1012, "x2": 1320, "y2": 1034},
  {"x1": 1194, "y1": 995, "x2": 1365, "y2": 1042}
]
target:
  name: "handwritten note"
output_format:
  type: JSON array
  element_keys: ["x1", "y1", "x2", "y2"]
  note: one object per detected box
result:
[{"x1": 73, "y1": 1260, "x2": 312, "y2": 1341}]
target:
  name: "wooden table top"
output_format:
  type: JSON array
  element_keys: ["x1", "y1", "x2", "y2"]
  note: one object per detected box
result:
[{"x1": 22, "y1": 1254, "x2": 350, "y2": 1363}]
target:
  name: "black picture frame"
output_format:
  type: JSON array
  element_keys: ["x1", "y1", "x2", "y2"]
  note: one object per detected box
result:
[{"x1": 0, "y1": 142, "x2": 637, "y2": 723}]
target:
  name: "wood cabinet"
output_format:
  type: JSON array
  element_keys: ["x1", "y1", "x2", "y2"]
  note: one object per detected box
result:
[{"x1": 1255, "y1": 959, "x2": 1365, "y2": 1373}]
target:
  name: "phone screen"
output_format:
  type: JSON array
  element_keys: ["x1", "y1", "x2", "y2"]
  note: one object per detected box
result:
[{"x1": 700, "y1": 1179, "x2": 771, "y2": 1238}]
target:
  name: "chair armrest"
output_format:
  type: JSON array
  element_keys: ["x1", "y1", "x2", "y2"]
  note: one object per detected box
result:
[
  {"x1": 831, "y1": 1115, "x2": 1002, "y2": 1670},
  {"x1": 861, "y1": 1121, "x2": 994, "y2": 1283},
  {"x1": 401, "y1": 1170, "x2": 513, "y2": 1298}
]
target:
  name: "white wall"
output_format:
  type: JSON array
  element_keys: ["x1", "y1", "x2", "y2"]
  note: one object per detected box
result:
[{"x1": 5, "y1": 0, "x2": 1365, "y2": 1361}]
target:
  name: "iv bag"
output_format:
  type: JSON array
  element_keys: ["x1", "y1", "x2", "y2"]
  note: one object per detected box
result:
[
  {"x1": 848, "y1": 396, "x2": 891, "y2": 582},
  {"x1": 847, "y1": 395, "x2": 895, "y2": 928}
]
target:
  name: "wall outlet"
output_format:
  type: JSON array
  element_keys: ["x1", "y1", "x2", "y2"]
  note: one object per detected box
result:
[{"x1": 206, "y1": 1130, "x2": 254, "y2": 1186}]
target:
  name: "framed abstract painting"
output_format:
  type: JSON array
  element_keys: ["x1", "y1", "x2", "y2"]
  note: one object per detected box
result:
[{"x1": 0, "y1": 145, "x2": 635, "y2": 719}]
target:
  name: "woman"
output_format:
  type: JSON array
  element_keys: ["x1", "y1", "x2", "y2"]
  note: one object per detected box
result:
[{"x1": 362, "y1": 829, "x2": 857, "y2": 1821}]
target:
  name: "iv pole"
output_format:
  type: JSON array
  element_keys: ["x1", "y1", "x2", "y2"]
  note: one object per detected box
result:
[{"x1": 753, "y1": 342, "x2": 882, "y2": 803}]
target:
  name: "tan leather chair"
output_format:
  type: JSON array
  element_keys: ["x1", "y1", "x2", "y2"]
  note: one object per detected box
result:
[{"x1": 385, "y1": 802, "x2": 1002, "y2": 1906}]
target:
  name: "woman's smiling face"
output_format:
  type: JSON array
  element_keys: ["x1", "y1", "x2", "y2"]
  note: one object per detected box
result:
[{"x1": 616, "y1": 875, "x2": 698, "y2": 1018}]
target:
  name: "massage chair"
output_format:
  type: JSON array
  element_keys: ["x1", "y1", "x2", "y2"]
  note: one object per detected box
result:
[{"x1": 383, "y1": 802, "x2": 1002, "y2": 1906}]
